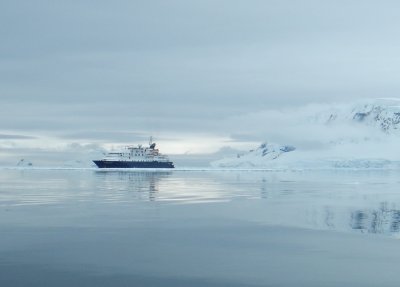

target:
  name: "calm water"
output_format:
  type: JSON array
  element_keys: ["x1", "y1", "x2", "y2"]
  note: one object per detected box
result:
[{"x1": 2, "y1": 168, "x2": 400, "y2": 286}]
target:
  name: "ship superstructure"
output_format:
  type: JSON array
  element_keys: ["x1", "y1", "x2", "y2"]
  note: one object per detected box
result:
[{"x1": 93, "y1": 138, "x2": 174, "y2": 168}]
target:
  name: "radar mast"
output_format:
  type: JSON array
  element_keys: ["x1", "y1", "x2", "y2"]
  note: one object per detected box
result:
[{"x1": 149, "y1": 136, "x2": 156, "y2": 149}]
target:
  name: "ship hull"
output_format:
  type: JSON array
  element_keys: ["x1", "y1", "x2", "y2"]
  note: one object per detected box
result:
[{"x1": 93, "y1": 160, "x2": 174, "y2": 168}]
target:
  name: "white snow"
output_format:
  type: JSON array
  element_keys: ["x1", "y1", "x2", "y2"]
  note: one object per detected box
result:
[
  {"x1": 211, "y1": 143, "x2": 296, "y2": 168},
  {"x1": 212, "y1": 99, "x2": 400, "y2": 169}
]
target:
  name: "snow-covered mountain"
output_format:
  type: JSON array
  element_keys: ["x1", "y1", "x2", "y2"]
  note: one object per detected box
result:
[
  {"x1": 314, "y1": 98, "x2": 400, "y2": 132},
  {"x1": 212, "y1": 98, "x2": 400, "y2": 169},
  {"x1": 211, "y1": 143, "x2": 295, "y2": 168}
]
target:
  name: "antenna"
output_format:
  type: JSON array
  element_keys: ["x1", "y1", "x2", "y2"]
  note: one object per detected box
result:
[{"x1": 149, "y1": 136, "x2": 153, "y2": 146}]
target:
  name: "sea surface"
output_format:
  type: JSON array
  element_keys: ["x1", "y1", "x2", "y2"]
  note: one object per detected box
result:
[{"x1": 2, "y1": 168, "x2": 400, "y2": 286}]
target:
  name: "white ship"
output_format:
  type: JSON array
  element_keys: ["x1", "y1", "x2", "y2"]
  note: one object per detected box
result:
[{"x1": 93, "y1": 137, "x2": 174, "y2": 168}]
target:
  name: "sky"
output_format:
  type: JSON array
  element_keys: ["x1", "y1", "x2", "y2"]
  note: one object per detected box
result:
[{"x1": 2, "y1": 0, "x2": 400, "y2": 164}]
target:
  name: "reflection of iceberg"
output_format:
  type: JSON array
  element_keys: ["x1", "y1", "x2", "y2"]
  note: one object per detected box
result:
[
  {"x1": 350, "y1": 203, "x2": 400, "y2": 234},
  {"x1": 199, "y1": 170, "x2": 400, "y2": 237},
  {"x1": 91, "y1": 170, "x2": 400, "y2": 236},
  {"x1": 299, "y1": 204, "x2": 400, "y2": 236}
]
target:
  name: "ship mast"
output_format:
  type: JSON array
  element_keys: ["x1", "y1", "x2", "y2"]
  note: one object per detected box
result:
[{"x1": 149, "y1": 136, "x2": 156, "y2": 149}]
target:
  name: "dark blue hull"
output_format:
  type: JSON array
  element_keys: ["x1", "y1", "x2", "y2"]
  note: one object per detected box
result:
[{"x1": 93, "y1": 160, "x2": 174, "y2": 168}]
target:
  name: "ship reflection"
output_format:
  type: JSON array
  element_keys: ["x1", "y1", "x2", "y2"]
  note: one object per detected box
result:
[
  {"x1": 93, "y1": 171, "x2": 400, "y2": 236},
  {"x1": 94, "y1": 171, "x2": 172, "y2": 201}
]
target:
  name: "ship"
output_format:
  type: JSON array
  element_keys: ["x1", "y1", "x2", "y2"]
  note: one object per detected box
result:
[{"x1": 93, "y1": 137, "x2": 174, "y2": 168}]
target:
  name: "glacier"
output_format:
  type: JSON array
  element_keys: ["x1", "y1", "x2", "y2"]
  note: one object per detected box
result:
[
  {"x1": 211, "y1": 143, "x2": 296, "y2": 168},
  {"x1": 212, "y1": 98, "x2": 400, "y2": 169}
]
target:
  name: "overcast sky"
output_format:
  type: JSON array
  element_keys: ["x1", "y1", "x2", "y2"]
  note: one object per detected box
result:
[{"x1": 2, "y1": 0, "x2": 400, "y2": 155}]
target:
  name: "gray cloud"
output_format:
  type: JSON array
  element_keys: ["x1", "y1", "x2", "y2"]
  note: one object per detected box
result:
[
  {"x1": 61, "y1": 131, "x2": 148, "y2": 142},
  {"x1": 2, "y1": 0, "x2": 400, "y2": 153},
  {"x1": 0, "y1": 134, "x2": 36, "y2": 140}
]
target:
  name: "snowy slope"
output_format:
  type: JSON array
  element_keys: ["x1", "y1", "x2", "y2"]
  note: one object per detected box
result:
[
  {"x1": 314, "y1": 98, "x2": 400, "y2": 132},
  {"x1": 212, "y1": 99, "x2": 400, "y2": 169},
  {"x1": 211, "y1": 143, "x2": 295, "y2": 168}
]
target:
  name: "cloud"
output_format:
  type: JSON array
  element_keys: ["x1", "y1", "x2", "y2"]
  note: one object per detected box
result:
[
  {"x1": 221, "y1": 100, "x2": 393, "y2": 149},
  {"x1": 0, "y1": 134, "x2": 36, "y2": 140},
  {"x1": 3, "y1": 0, "x2": 400, "y2": 160}
]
